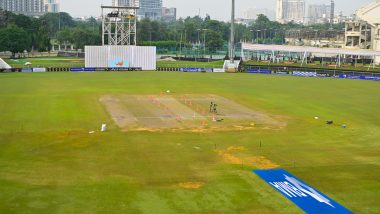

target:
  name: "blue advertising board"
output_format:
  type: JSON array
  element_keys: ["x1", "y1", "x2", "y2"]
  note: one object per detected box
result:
[
  {"x1": 247, "y1": 69, "x2": 272, "y2": 74},
  {"x1": 21, "y1": 68, "x2": 33, "y2": 72},
  {"x1": 70, "y1": 68, "x2": 95, "y2": 72},
  {"x1": 180, "y1": 68, "x2": 202, "y2": 72},
  {"x1": 253, "y1": 169, "x2": 352, "y2": 214},
  {"x1": 70, "y1": 68, "x2": 84, "y2": 72}
]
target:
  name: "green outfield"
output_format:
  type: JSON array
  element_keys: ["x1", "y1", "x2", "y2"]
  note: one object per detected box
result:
[
  {"x1": 0, "y1": 72, "x2": 379, "y2": 213},
  {"x1": 4, "y1": 57, "x2": 85, "y2": 68}
]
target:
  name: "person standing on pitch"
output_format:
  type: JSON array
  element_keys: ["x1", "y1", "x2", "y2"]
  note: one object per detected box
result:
[
  {"x1": 210, "y1": 102, "x2": 213, "y2": 113},
  {"x1": 213, "y1": 104, "x2": 218, "y2": 114}
]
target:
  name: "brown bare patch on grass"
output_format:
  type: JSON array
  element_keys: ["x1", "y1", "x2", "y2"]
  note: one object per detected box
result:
[
  {"x1": 177, "y1": 182, "x2": 205, "y2": 189},
  {"x1": 244, "y1": 156, "x2": 280, "y2": 169},
  {"x1": 216, "y1": 146, "x2": 279, "y2": 169}
]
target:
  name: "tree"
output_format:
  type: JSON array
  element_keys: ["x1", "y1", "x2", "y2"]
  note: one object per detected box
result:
[
  {"x1": 39, "y1": 12, "x2": 75, "y2": 37},
  {"x1": 206, "y1": 30, "x2": 224, "y2": 50},
  {"x1": 57, "y1": 28, "x2": 73, "y2": 44},
  {"x1": 14, "y1": 14, "x2": 35, "y2": 33},
  {"x1": 71, "y1": 28, "x2": 100, "y2": 49},
  {"x1": 0, "y1": 25, "x2": 31, "y2": 57}
]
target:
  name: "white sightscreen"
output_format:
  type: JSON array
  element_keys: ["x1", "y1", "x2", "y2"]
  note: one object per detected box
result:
[{"x1": 85, "y1": 46, "x2": 156, "y2": 70}]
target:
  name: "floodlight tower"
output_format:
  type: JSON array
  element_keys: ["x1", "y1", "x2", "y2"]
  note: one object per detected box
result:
[
  {"x1": 101, "y1": 0, "x2": 140, "y2": 46},
  {"x1": 229, "y1": 0, "x2": 235, "y2": 64}
]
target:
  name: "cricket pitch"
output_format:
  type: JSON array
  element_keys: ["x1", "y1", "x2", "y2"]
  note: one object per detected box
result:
[{"x1": 100, "y1": 94, "x2": 285, "y2": 131}]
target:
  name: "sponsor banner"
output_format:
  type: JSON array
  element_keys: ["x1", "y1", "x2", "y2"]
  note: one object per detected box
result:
[
  {"x1": 32, "y1": 68, "x2": 46, "y2": 72},
  {"x1": 347, "y1": 75, "x2": 362, "y2": 79},
  {"x1": 105, "y1": 67, "x2": 142, "y2": 71},
  {"x1": 70, "y1": 68, "x2": 95, "y2": 72},
  {"x1": 70, "y1": 68, "x2": 84, "y2": 72},
  {"x1": 293, "y1": 71, "x2": 317, "y2": 77},
  {"x1": 84, "y1": 68, "x2": 96, "y2": 72},
  {"x1": 338, "y1": 74, "x2": 378, "y2": 80},
  {"x1": 108, "y1": 59, "x2": 129, "y2": 68},
  {"x1": 180, "y1": 68, "x2": 202, "y2": 72},
  {"x1": 316, "y1": 73, "x2": 330, "y2": 78},
  {"x1": 254, "y1": 169, "x2": 352, "y2": 214},
  {"x1": 338, "y1": 74, "x2": 360, "y2": 79},
  {"x1": 213, "y1": 68, "x2": 225, "y2": 73},
  {"x1": 21, "y1": 68, "x2": 33, "y2": 72},
  {"x1": 364, "y1": 76, "x2": 380, "y2": 81},
  {"x1": 247, "y1": 69, "x2": 272, "y2": 74},
  {"x1": 275, "y1": 71, "x2": 290, "y2": 75}
]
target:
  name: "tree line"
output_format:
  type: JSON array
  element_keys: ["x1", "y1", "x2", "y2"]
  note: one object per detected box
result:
[{"x1": 0, "y1": 9, "x2": 344, "y2": 57}]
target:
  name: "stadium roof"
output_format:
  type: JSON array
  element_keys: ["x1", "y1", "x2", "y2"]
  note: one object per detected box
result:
[{"x1": 241, "y1": 43, "x2": 380, "y2": 57}]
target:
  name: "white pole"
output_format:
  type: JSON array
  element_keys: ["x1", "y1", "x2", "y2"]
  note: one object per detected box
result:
[
  {"x1": 301, "y1": 51, "x2": 307, "y2": 66},
  {"x1": 338, "y1": 54, "x2": 341, "y2": 67},
  {"x1": 229, "y1": 0, "x2": 235, "y2": 64}
]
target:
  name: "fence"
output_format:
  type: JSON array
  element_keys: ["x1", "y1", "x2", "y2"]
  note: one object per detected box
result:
[
  {"x1": 242, "y1": 65, "x2": 380, "y2": 81},
  {"x1": 1, "y1": 65, "x2": 379, "y2": 81},
  {"x1": 0, "y1": 67, "x2": 143, "y2": 73}
]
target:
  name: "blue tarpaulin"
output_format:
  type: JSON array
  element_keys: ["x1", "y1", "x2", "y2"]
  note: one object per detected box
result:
[{"x1": 254, "y1": 169, "x2": 353, "y2": 214}]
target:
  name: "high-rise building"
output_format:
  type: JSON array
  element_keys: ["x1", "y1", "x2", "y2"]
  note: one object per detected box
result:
[
  {"x1": 138, "y1": 0, "x2": 162, "y2": 20},
  {"x1": 44, "y1": 0, "x2": 59, "y2": 13},
  {"x1": 161, "y1": 7, "x2": 176, "y2": 22},
  {"x1": 285, "y1": 0, "x2": 305, "y2": 23},
  {"x1": 276, "y1": 0, "x2": 286, "y2": 23},
  {"x1": 112, "y1": 0, "x2": 138, "y2": 7},
  {"x1": 308, "y1": 4, "x2": 331, "y2": 24},
  {"x1": 0, "y1": 0, "x2": 45, "y2": 16},
  {"x1": 114, "y1": 0, "x2": 162, "y2": 20},
  {"x1": 307, "y1": 1, "x2": 334, "y2": 24},
  {"x1": 276, "y1": 0, "x2": 305, "y2": 24},
  {"x1": 330, "y1": 0, "x2": 335, "y2": 24}
]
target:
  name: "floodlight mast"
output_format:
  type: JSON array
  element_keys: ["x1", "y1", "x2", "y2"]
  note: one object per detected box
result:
[
  {"x1": 101, "y1": 3, "x2": 140, "y2": 46},
  {"x1": 229, "y1": 0, "x2": 235, "y2": 64}
]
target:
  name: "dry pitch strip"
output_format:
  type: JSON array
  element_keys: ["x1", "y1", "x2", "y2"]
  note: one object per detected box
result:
[{"x1": 100, "y1": 94, "x2": 285, "y2": 132}]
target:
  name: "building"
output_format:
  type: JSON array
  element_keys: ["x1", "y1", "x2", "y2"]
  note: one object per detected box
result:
[
  {"x1": 285, "y1": 0, "x2": 305, "y2": 23},
  {"x1": 235, "y1": 18, "x2": 255, "y2": 27},
  {"x1": 285, "y1": 29, "x2": 345, "y2": 48},
  {"x1": 308, "y1": 4, "x2": 331, "y2": 24},
  {"x1": 161, "y1": 7, "x2": 176, "y2": 22},
  {"x1": 276, "y1": 0, "x2": 286, "y2": 23},
  {"x1": 344, "y1": 21, "x2": 372, "y2": 50},
  {"x1": 242, "y1": 8, "x2": 275, "y2": 20},
  {"x1": 44, "y1": 0, "x2": 59, "y2": 13},
  {"x1": 346, "y1": 0, "x2": 380, "y2": 64},
  {"x1": 112, "y1": 0, "x2": 139, "y2": 7},
  {"x1": 138, "y1": 0, "x2": 162, "y2": 20},
  {"x1": 113, "y1": 0, "x2": 162, "y2": 20},
  {"x1": 276, "y1": 0, "x2": 305, "y2": 24},
  {"x1": 330, "y1": 0, "x2": 335, "y2": 24},
  {"x1": 0, "y1": 0, "x2": 45, "y2": 16}
]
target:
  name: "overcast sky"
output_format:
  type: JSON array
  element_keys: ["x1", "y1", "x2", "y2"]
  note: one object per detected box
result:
[{"x1": 61, "y1": 0, "x2": 374, "y2": 20}]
